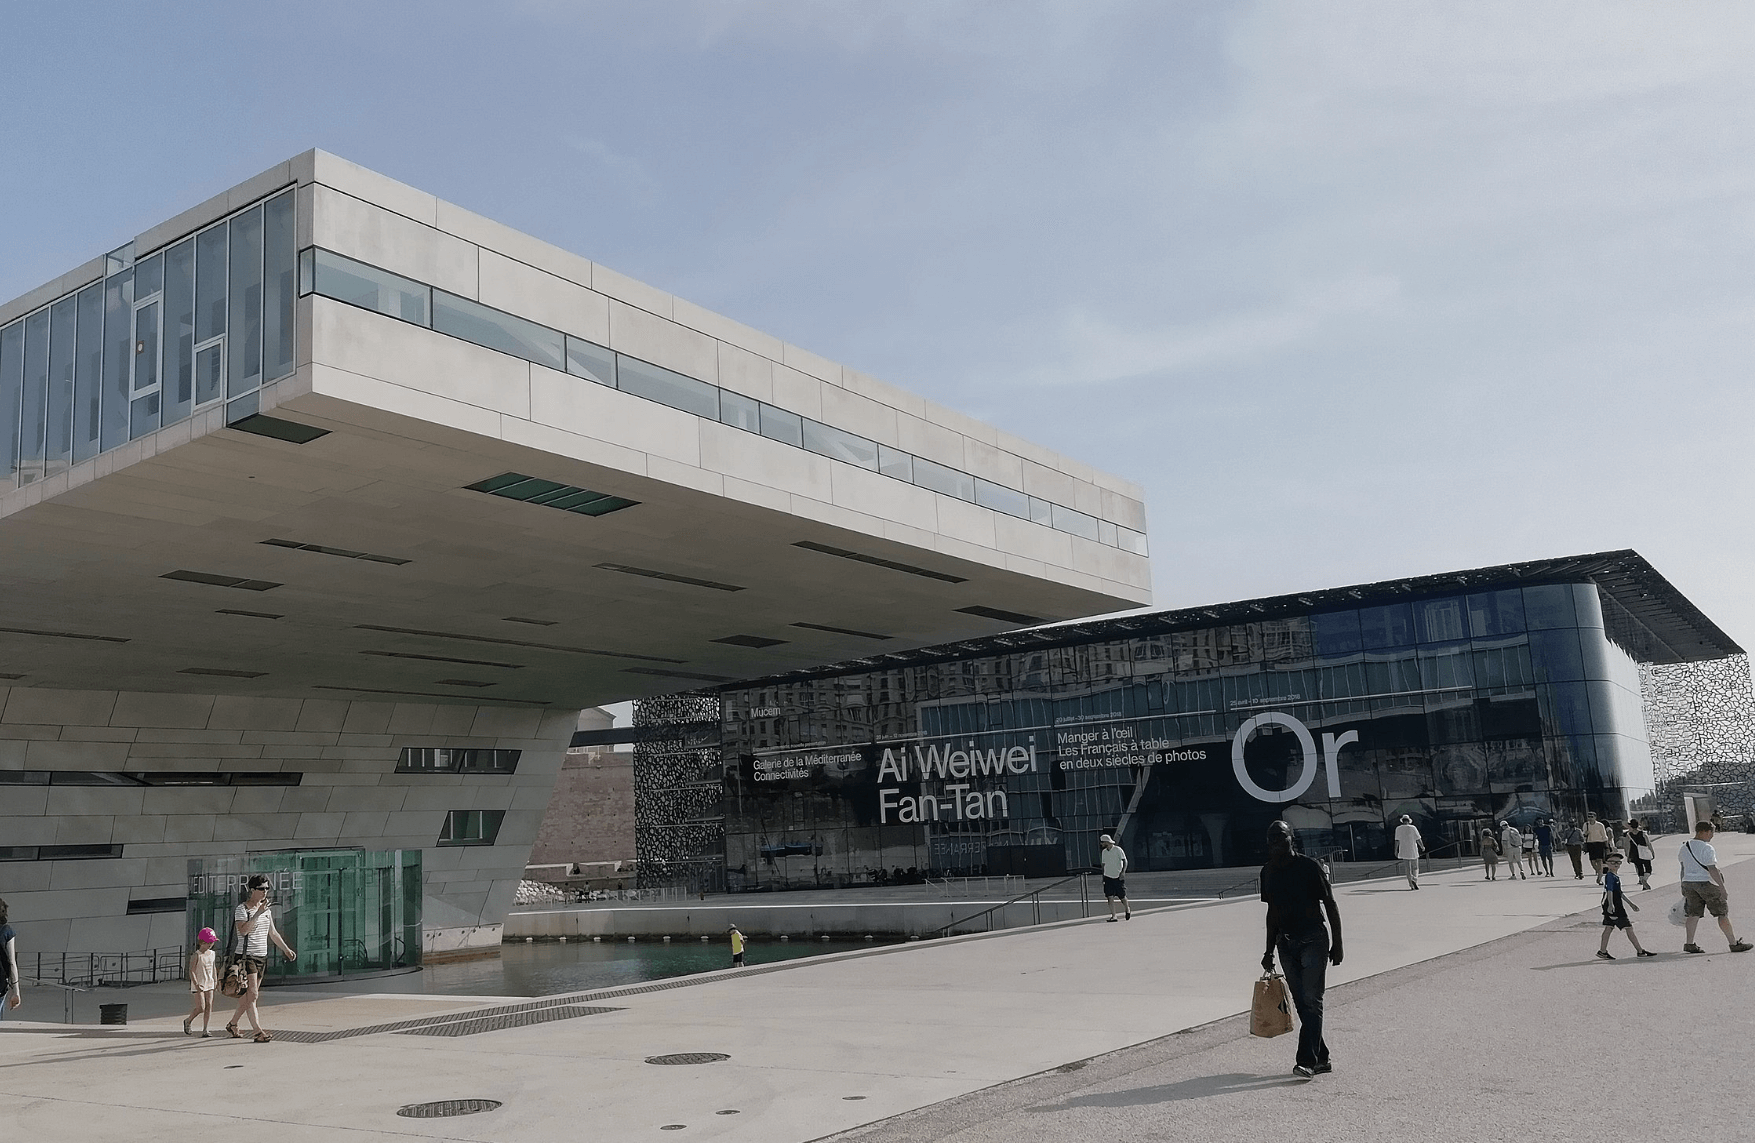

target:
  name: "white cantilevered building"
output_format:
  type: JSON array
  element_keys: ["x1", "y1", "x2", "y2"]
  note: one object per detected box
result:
[{"x1": 0, "y1": 151, "x2": 1151, "y2": 966}]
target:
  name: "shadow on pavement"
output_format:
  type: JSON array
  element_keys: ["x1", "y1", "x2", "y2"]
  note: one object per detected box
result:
[{"x1": 1030, "y1": 1071, "x2": 1306, "y2": 1110}]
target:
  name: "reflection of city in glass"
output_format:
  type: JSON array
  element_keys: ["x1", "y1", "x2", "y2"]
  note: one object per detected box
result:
[
  {"x1": 186, "y1": 850, "x2": 422, "y2": 982},
  {"x1": 688, "y1": 570, "x2": 1727, "y2": 890}
]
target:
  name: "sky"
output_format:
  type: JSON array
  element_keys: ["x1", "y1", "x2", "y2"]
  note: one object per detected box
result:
[{"x1": 4, "y1": 1, "x2": 1754, "y2": 660}]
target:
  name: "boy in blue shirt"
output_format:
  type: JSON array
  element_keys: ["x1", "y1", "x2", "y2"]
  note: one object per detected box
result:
[{"x1": 1597, "y1": 853, "x2": 1655, "y2": 960}]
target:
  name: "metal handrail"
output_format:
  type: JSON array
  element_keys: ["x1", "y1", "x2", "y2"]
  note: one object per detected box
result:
[
  {"x1": 27, "y1": 978, "x2": 89, "y2": 1024},
  {"x1": 932, "y1": 872, "x2": 1091, "y2": 936},
  {"x1": 1214, "y1": 840, "x2": 1474, "y2": 898}
]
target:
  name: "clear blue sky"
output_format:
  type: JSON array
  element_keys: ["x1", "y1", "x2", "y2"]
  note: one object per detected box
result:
[{"x1": 5, "y1": 1, "x2": 1753, "y2": 649}]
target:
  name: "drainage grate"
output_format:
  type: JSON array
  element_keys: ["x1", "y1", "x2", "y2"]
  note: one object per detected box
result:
[
  {"x1": 396, "y1": 1099, "x2": 502, "y2": 1119},
  {"x1": 645, "y1": 1053, "x2": 730, "y2": 1065},
  {"x1": 397, "y1": 1005, "x2": 622, "y2": 1037}
]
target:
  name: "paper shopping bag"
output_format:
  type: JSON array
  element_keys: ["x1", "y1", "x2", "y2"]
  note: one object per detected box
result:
[{"x1": 1251, "y1": 972, "x2": 1293, "y2": 1038}]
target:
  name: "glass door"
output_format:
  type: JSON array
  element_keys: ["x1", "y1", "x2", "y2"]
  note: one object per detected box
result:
[
  {"x1": 129, "y1": 298, "x2": 161, "y2": 439},
  {"x1": 194, "y1": 338, "x2": 224, "y2": 407}
]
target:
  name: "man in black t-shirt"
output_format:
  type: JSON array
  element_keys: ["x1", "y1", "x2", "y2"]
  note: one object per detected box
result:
[{"x1": 1260, "y1": 821, "x2": 1343, "y2": 1077}]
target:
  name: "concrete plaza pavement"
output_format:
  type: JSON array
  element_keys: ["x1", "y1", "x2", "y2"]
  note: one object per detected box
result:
[{"x1": 2, "y1": 833, "x2": 1749, "y2": 1142}]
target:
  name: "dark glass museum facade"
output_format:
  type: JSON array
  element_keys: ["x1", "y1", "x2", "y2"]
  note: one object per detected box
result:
[{"x1": 629, "y1": 552, "x2": 1741, "y2": 887}]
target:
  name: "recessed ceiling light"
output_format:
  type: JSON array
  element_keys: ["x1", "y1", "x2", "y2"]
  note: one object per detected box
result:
[
  {"x1": 712, "y1": 635, "x2": 789, "y2": 649},
  {"x1": 595, "y1": 563, "x2": 744, "y2": 592},
  {"x1": 956, "y1": 605, "x2": 1043, "y2": 625},
  {"x1": 161, "y1": 570, "x2": 281, "y2": 592},
  {"x1": 793, "y1": 541, "x2": 965, "y2": 583}
]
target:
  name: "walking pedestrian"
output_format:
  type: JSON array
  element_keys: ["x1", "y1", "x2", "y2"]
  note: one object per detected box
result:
[
  {"x1": 1393, "y1": 815, "x2": 1425, "y2": 890},
  {"x1": 1520, "y1": 825, "x2": 1536, "y2": 877},
  {"x1": 1677, "y1": 822, "x2": 1753, "y2": 955},
  {"x1": 0, "y1": 897, "x2": 18, "y2": 1021},
  {"x1": 1259, "y1": 820, "x2": 1343, "y2": 1078},
  {"x1": 1533, "y1": 818, "x2": 1556, "y2": 877},
  {"x1": 1480, "y1": 827, "x2": 1501, "y2": 880},
  {"x1": 1584, "y1": 812, "x2": 1611, "y2": 884},
  {"x1": 1562, "y1": 820, "x2": 1586, "y2": 879},
  {"x1": 1099, "y1": 834, "x2": 1131, "y2": 921},
  {"x1": 1625, "y1": 818, "x2": 1655, "y2": 891},
  {"x1": 1595, "y1": 853, "x2": 1654, "y2": 960},
  {"x1": 184, "y1": 927, "x2": 218, "y2": 1036},
  {"x1": 1500, "y1": 821, "x2": 1527, "y2": 880},
  {"x1": 728, "y1": 924, "x2": 745, "y2": 967},
  {"x1": 227, "y1": 874, "x2": 297, "y2": 1043}
]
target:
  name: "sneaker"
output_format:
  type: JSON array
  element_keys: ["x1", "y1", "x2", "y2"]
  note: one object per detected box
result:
[
  {"x1": 201, "y1": 1031, "x2": 213, "y2": 1038},
  {"x1": 1310, "y1": 1061, "x2": 1333, "y2": 1074},
  {"x1": 1124, "y1": 911, "x2": 1131, "y2": 920},
  {"x1": 1636, "y1": 950, "x2": 1657, "y2": 958},
  {"x1": 1293, "y1": 1064, "x2": 1316, "y2": 1078},
  {"x1": 1731, "y1": 941, "x2": 1753, "y2": 953},
  {"x1": 1595, "y1": 950, "x2": 1614, "y2": 960},
  {"x1": 1683, "y1": 944, "x2": 1705, "y2": 954},
  {"x1": 1107, "y1": 917, "x2": 1118, "y2": 923}
]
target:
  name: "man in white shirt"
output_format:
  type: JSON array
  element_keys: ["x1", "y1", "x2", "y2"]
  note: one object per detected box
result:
[
  {"x1": 1098, "y1": 834, "x2": 1130, "y2": 921},
  {"x1": 1500, "y1": 822, "x2": 1526, "y2": 880},
  {"x1": 1678, "y1": 822, "x2": 1752, "y2": 954},
  {"x1": 1584, "y1": 812, "x2": 1611, "y2": 884},
  {"x1": 1393, "y1": 815, "x2": 1425, "y2": 890}
]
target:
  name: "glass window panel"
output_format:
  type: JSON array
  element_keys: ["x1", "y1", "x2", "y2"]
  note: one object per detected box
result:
[
  {"x1": 46, "y1": 297, "x2": 75, "y2": 472},
  {"x1": 719, "y1": 388, "x2": 759, "y2": 431},
  {"x1": 130, "y1": 392, "x2": 160, "y2": 439},
  {"x1": 0, "y1": 321, "x2": 21, "y2": 490},
  {"x1": 432, "y1": 290, "x2": 564, "y2": 370},
  {"x1": 974, "y1": 477, "x2": 1030, "y2": 518},
  {"x1": 914, "y1": 456, "x2": 976, "y2": 501},
  {"x1": 227, "y1": 205, "x2": 263, "y2": 396},
  {"x1": 262, "y1": 191, "x2": 296, "y2": 381},
  {"x1": 1116, "y1": 526, "x2": 1149, "y2": 556},
  {"x1": 19, "y1": 310, "x2": 49, "y2": 482},
  {"x1": 1521, "y1": 584, "x2": 1576, "y2": 631},
  {"x1": 758, "y1": 402, "x2": 803, "y2": 446},
  {"x1": 133, "y1": 252, "x2": 162, "y2": 298},
  {"x1": 101, "y1": 272, "x2": 136, "y2": 451},
  {"x1": 1050, "y1": 503, "x2": 1100, "y2": 539},
  {"x1": 877, "y1": 444, "x2": 913, "y2": 482},
  {"x1": 1359, "y1": 603, "x2": 1415, "y2": 649},
  {"x1": 1027, "y1": 496, "x2": 1053, "y2": 525},
  {"x1": 1099, "y1": 520, "x2": 1119, "y2": 546},
  {"x1": 194, "y1": 225, "x2": 227, "y2": 342},
  {"x1": 309, "y1": 249, "x2": 430, "y2": 325},
  {"x1": 1528, "y1": 628, "x2": 1584, "y2": 683},
  {"x1": 162, "y1": 239, "x2": 196, "y2": 426},
  {"x1": 564, "y1": 336, "x2": 615, "y2": 386},
  {"x1": 606, "y1": 355, "x2": 718, "y2": 418},
  {"x1": 132, "y1": 301, "x2": 159, "y2": 394},
  {"x1": 1415, "y1": 597, "x2": 1467, "y2": 643},
  {"x1": 194, "y1": 343, "x2": 224, "y2": 406},
  {"x1": 1311, "y1": 610, "x2": 1362, "y2": 656},
  {"x1": 72, "y1": 284, "x2": 103, "y2": 463},
  {"x1": 1569, "y1": 583, "x2": 1605, "y2": 629},
  {"x1": 1466, "y1": 589, "x2": 1525, "y2": 637},
  {"x1": 803, "y1": 418, "x2": 879, "y2": 469}
]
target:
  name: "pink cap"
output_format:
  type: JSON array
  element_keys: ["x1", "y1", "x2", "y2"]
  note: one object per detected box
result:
[{"x1": 197, "y1": 927, "x2": 217, "y2": 944}]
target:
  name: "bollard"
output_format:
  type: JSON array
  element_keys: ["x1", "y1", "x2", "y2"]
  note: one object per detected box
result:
[
  {"x1": 864, "y1": 934, "x2": 874, "y2": 941},
  {"x1": 701, "y1": 936, "x2": 709, "y2": 942},
  {"x1": 628, "y1": 936, "x2": 636, "y2": 942},
  {"x1": 98, "y1": 1003, "x2": 128, "y2": 1026},
  {"x1": 779, "y1": 935, "x2": 788, "y2": 942},
  {"x1": 526, "y1": 937, "x2": 533, "y2": 943},
  {"x1": 592, "y1": 936, "x2": 601, "y2": 942},
  {"x1": 663, "y1": 935, "x2": 671, "y2": 942}
]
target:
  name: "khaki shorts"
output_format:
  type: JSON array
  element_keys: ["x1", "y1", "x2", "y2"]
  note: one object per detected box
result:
[{"x1": 1682, "y1": 881, "x2": 1729, "y2": 918}]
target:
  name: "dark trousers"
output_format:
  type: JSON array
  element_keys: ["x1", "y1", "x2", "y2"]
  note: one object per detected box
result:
[
  {"x1": 1567, "y1": 846, "x2": 1584, "y2": 877},
  {"x1": 1277, "y1": 927, "x2": 1330, "y2": 1068}
]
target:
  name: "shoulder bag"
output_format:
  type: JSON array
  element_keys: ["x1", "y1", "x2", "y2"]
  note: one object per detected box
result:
[{"x1": 220, "y1": 906, "x2": 257, "y2": 998}]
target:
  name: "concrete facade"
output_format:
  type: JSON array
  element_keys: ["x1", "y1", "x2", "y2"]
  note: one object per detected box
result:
[
  {"x1": 0, "y1": 151, "x2": 1151, "y2": 960},
  {"x1": 526, "y1": 746, "x2": 636, "y2": 872}
]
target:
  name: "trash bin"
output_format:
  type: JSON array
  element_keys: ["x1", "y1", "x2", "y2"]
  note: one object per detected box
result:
[{"x1": 98, "y1": 1003, "x2": 128, "y2": 1025}]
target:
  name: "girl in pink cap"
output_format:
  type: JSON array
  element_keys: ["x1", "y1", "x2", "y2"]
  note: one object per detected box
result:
[{"x1": 184, "y1": 928, "x2": 219, "y2": 1036}]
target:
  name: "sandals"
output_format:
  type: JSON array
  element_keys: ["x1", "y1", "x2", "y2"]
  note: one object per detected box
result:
[
  {"x1": 253, "y1": 1031, "x2": 273, "y2": 1043},
  {"x1": 183, "y1": 1017, "x2": 194, "y2": 1035},
  {"x1": 226, "y1": 1023, "x2": 242, "y2": 1039}
]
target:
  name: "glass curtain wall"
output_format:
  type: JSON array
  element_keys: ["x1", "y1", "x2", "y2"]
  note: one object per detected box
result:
[
  {"x1": 708, "y1": 582, "x2": 1649, "y2": 887},
  {"x1": 1, "y1": 188, "x2": 295, "y2": 494},
  {"x1": 186, "y1": 849, "x2": 422, "y2": 983}
]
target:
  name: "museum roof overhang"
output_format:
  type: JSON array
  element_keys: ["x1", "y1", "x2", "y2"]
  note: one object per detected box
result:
[
  {"x1": 0, "y1": 397, "x2": 1141, "y2": 710},
  {"x1": 725, "y1": 549, "x2": 1742, "y2": 689}
]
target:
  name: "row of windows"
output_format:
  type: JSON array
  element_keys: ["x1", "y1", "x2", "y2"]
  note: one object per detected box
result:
[
  {"x1": 396, "y1": 747, "x2": 521, "y2": 774},
  {"x1": 300, "y1": 247, "x2": 1148, "y2": 555},
  {"x1": 1, "y1": 189, "x2": 297, "y2": 494},
  {"x1": 0, "y1": 769, "x2": 301, "y2": 787}
]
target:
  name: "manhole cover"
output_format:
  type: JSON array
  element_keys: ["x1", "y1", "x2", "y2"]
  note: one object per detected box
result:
[
  {"x1": 396, "y1": 1099, "x2": 503, "y2": 1119},
  {"x1": 645, "y1": 1052, "x2": 730, "y2": 1065}
]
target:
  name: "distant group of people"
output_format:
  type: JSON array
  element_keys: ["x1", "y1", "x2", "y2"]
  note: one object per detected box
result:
[{"x1": 1260, "y1": 813, "x2": 1748, "y2": 1081}]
